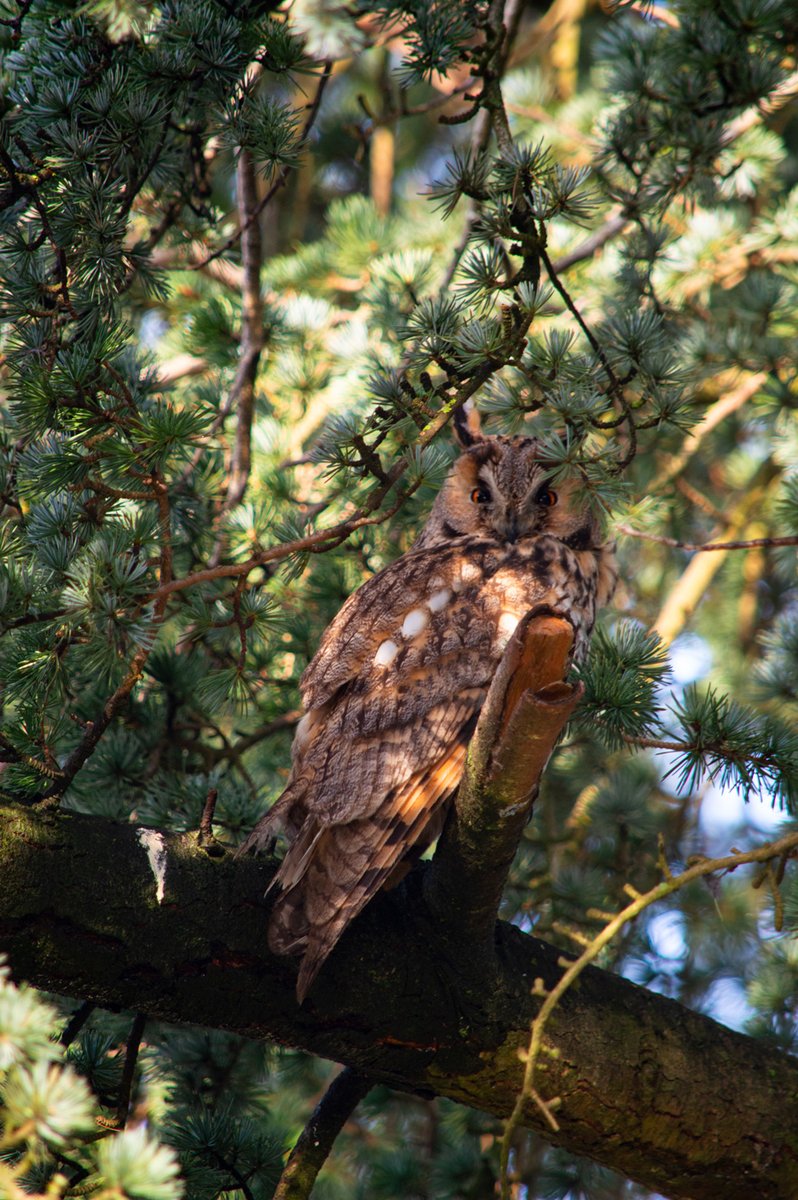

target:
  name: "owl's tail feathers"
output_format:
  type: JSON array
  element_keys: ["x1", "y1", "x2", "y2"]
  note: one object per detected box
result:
[
  {"x1": 267, "y1": 885, "x2": 311, "y2": 957},
  {"x1": 292, "y1": 740, "x2": 471, "y2": 1004},
  {"x1": 265, "y1": 813, "x2": 327, "y2": 957}
]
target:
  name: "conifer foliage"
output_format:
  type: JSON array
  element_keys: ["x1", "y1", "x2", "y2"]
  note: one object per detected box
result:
[{"x1": 1, "y1": 0, "x2": 798, "y2": 1197}]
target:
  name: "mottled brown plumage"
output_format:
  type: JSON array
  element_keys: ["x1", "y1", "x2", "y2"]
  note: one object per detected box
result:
[{"x1": 241, "y1": 409, "x2": 617, "y2": 1001}]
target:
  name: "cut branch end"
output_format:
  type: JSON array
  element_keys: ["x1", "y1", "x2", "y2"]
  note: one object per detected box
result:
[{"x1": 425, "y1": 611, "x2": 580, "y2": 953}]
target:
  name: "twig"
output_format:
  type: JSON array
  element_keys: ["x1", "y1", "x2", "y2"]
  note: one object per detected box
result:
[
  {"x1": 651, "y1": 460, "x2": 779, "y2": 645},
  {"x1": 622, "y1": 1, "x2": 680, "y2": 28},
  {"x1": 273, "y1": 1067, "x2": 372, "y2": 1200},
  {"x1": 0, "y1": 732, "x2": 63, "y2": 780},
  {"x1": 154, "y1": 353, "x2": 208, "y2": 387},
  {"x1": 440, "y1": 105, "x2": 493, "y2": 291},
  {"x1": 198, "y1": 787, "x2": 219, "y2": 847},
  {"x1": 59, "y1": 1001, "x2": 94, "y2": 1048},
  {"x1": 550, "y1": 211, "x2": 630, "y2": 272},
  {"x1": 215, "y1": 147, "x2": 264, "y2": 531},
  {"x1": 720, "y1": 68, "x2": 798, "y2": 147},
  {"x1": 37, "y1": 469, "x2": 174, "y2": 802},
  {"x1": 115, "y1": 1012, "x2": 147, "y2": 1129},
  {"x1": 230, "y1": 710, "x2": 303, "y2": 757},
  {"x1": 651, "y1": 371, "x2": 767, "y2": 492},
  {"x1": 477, "y1": 0, "x2": 523, "y2": 157},
  {"x1": 537, "y1": 240, "x2": 625, "y2": 405},
  {"x1": 617, "y1": 525, "x2": 798, "y2": 552},
  {"x1": 498, "y1": 829, "x2": 798, "y2": 1197}
]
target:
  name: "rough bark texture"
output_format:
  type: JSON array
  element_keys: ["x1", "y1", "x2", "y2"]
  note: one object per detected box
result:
[
  {"x1": 1, "y1": 802, "x2": 797, "y2": 1200},
  {"x1": 424, "y1": 614, "x2": 581, "y2": 953}
]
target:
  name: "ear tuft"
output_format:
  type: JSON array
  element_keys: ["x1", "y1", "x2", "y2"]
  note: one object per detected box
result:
[{"x1": 453, "y1": 401, "x2": 483, "y2": 448}]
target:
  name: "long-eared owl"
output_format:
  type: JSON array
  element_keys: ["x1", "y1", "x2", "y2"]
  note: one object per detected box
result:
[{"x1": 241, "y1": 407, "x2": 617, "y2": 1001}]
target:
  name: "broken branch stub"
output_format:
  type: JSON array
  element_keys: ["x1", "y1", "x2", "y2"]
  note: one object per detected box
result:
[{"x1": 425, "y1": 611, "x2": 581, "y2": 952}]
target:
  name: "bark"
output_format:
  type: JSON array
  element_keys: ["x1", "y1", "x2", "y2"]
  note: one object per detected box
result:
[
  {"x1": 1, "y1": 802, "x2": 797, "y2": 1200},
  {"x1": 425, "y1": 612, "x2": 581, "y2": 955},
  {"x1": 273, "y1": 1067, "x2": 372, "y2": 1199}
]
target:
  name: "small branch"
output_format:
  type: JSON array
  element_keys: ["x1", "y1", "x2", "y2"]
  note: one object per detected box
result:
[
  {"x1": 0, "y1": 733, "x2": 63, "y2": 780},
  {"x1": 59, "y1": 1001, "x2": 94, "y2": 1048},
  {"x1": 651, "y1": 371, "x2": 767, "y2": 492},
  {"x1": 537, "y1": 241, "x2": 627, "y2": 413},
  {"x1": 426, "y1": 612, "x2": 581, "y2": 955},
  {"x1": 477, "y1": 0, "x2": 523, "y2": 157},
  {"x1": 273, "y1": 1067, "x2": 372, "y2": 1200},
  {"x1": 616, "y1": 729, "x2": 793, "y2": 785},
  {"x1": 440, "y1": 105, "x2": 494, "y2": 291},
  {"x1": 651, "y1": 460, "x2": 779, "y2": 645},
  {"x1": 218, "y1": 148, "x2": 264, "y2": 515},
  {"x1": 719, "y1": 68, "x2": 798, "y2": 147},
  {"x1": 114, "y1": 1012, "x2": 147, "y2": 1130},
  {"x1": 550, "y1": 211, "x2": 630, "y2": 272},
  {"x1": 154, "y1": 353, "x2": 208, "y2": 387},
  {"x1": 37, "y1": 470, "x2": 174, "y2": 802},
  {"x1": 621, "y1": 0, "x2": 680, "y2": 28},
  {"x1": 230, "y1": 710, "x2": 303, "y2": 757},
  {"x1": 617, "y1": 525, "x2": 798, "y2": 553}
]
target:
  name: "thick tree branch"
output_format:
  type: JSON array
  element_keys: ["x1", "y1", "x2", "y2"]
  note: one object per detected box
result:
[
  {"x1": 1, "y1": 803, "x2": 796, "y2": 1200},
  {"x1": 425, "y1": 612, "x2": 580, "y2": 955}
]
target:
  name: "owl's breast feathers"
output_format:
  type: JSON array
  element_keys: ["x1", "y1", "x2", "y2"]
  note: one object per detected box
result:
[{"x1": 243, "y1": 532, "x2": 616, "y2": 1002}]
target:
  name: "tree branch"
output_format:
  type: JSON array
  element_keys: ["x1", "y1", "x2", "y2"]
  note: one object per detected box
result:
[
  {"x1": 651, "y1": 370, "x2": 767, "y2": 492},
  {"x1": 273, "y1": 1067, "x2": 372, "y2": 1200},
  {"x1": 1, "y1": 802, "x2": 797, "y2": 1200},
  {"x1": 425, "y1": 612, "x2": 581, "y2": 957},
  {"x1": 220, "y1": 148, "x2": 263, "y2": 515},
  {"x1": 499, "y1": 829, "x2": 798, "y2": 1196},
  {"x1": 618, "y1": 526, "x2": 798, "y2": 552}
]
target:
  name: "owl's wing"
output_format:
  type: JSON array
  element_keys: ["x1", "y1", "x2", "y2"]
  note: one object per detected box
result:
[
  {"x1": 244, "y1": 538, "x2": 518, "y2": 1000},
  {"x1": 269, "y1": 691, "x2": 482, "y2": 1003},
  {"x1": 298, "y1": 540, "x2": 466, "y2": 711}
]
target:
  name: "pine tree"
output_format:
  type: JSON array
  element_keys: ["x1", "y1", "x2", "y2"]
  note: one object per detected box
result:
[{"x1": 1, "y1": 1, "x2": 798, "y2": 1197}]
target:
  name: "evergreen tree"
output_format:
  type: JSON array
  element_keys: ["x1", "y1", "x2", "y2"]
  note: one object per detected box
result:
[{"x1": 1, "y1": 1, "x2": 798, "y2": 1197}]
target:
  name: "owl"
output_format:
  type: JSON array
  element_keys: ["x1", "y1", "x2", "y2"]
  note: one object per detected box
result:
[{"x1": 241, "y1": 408, "x2": 617, "y2": 1001}]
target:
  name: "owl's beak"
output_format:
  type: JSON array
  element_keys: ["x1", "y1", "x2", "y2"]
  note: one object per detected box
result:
[{"x1": 506, "y1": 511, "x2": 520, "y2": 543}]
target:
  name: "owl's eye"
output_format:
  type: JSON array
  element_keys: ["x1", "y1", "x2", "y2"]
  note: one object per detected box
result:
[
  {"x1": 536, "y1": 485, "x2": 558, "y2": 507},
  {"x1": 470, "y1": 486, "x2": 491, "y2": 505}
]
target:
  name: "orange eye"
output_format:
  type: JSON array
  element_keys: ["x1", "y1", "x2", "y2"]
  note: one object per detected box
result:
[
  {"x1": 536, "y1": 486, "x2": 558, "y2": 507},
  {"x1": 471, "y1": 486, "x2": 491, "y2": 504}
]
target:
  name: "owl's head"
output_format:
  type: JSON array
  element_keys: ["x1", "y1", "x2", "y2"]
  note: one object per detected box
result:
[{"x1": 416, "y1": 405, "x2": 603, "y2": 552}]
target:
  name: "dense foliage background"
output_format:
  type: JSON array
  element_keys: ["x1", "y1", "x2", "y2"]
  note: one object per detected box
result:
[{"x1": 1, "y1": 0, "x2": 798, "y2": 1196}]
